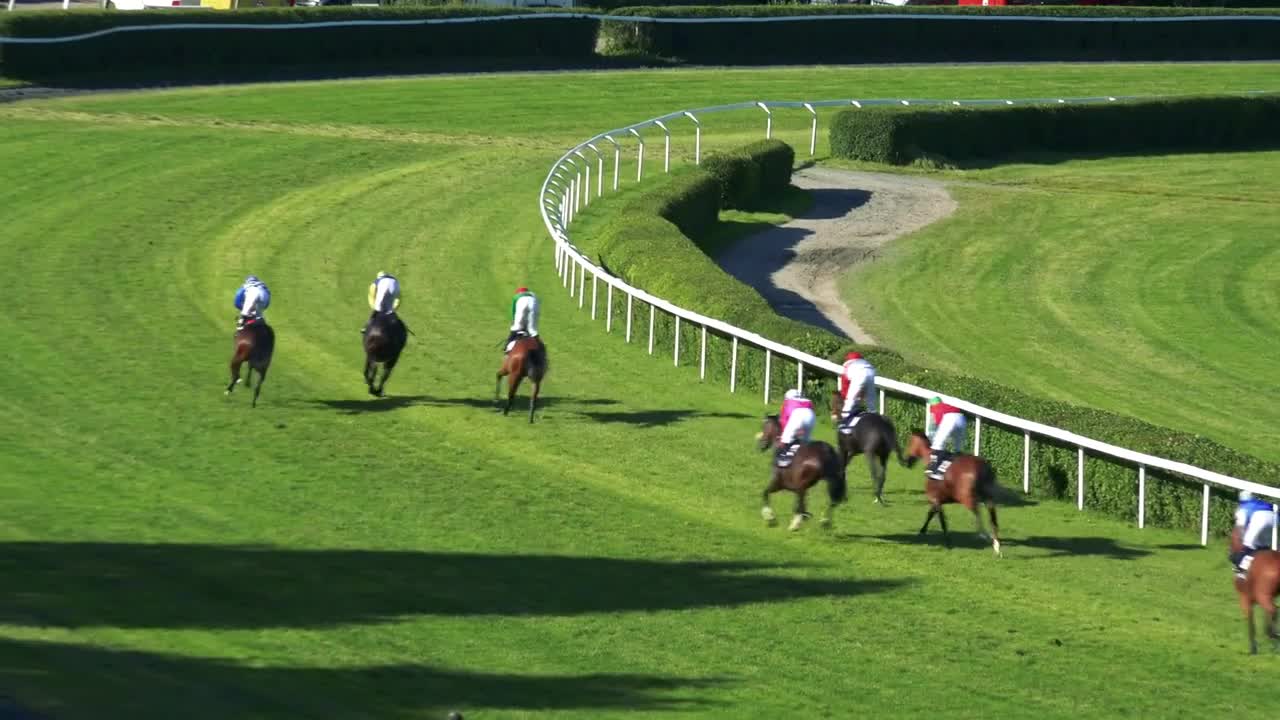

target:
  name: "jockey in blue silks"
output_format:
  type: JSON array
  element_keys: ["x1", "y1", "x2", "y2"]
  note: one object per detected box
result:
[{"x1": 234, "y1": 275, "x2": 271, "y2": 330}]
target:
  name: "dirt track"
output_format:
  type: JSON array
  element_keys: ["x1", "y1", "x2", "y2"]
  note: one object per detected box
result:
[{"x1": 716, "y1": 166, "x2": 956, "y2": 344}]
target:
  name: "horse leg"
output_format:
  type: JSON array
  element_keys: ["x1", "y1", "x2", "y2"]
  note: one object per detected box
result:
[
  {"x1": 936, "y1": 506, "x2": 952, "y2": 548},
  {"x1": 376, "y1": 356, "x2": 398, "y2": 397},
  {"x1": 987, "y1": 502, "x2": 1002, "y2": 557},
  {"x1": 1244, "y1": 596, "x2": 1257, "y2": 655},
  {"x1": 789, "y1": 489, "x2": 811, "y2": 532},
  {"x1": 919, "y1": 506, "x2": 936, "y2": 535},
  {"x1": 251, "y1": 366, "x2": 267, "y2": 409},
  {"x1": 820, "y1": 492, "x2": 837, "y2": 530},
  {"x1": 868, "y1": 452, "x2": 887, "y2": 505},
  {"x1": 505, "y1": 374, "x2": 523, "y2": 416},
  {"x1": 528, "y1": 378, "x2": 541, "y2": 424},
  {"x1": 226, "y1": 356, "x2": 244, "y2": 395},
  {"x1": 761, "y1": 473, "x2": 782, "y2": 526}
]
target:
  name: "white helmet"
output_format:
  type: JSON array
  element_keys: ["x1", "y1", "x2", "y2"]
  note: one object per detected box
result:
[
  {"x1": 376, "y1": 271, "x2": 387, "y2": 279},
  {"x1": 784, "y1": 389, "x2": 800, "y2": 400},
  {"x1": 1241, "y1": 490, "x2": 1255, "y2": 502}
]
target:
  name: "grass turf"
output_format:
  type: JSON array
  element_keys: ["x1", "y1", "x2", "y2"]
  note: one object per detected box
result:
[{"x1": 1, "y1": 64, "x2": 1278, "y2": 719}]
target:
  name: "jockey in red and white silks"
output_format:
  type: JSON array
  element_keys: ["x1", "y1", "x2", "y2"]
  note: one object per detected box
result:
[{"x1": 839, "y1": 351, "x2": 878, "y2": 420}]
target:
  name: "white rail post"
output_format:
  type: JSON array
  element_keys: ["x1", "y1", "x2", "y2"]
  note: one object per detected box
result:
[
  {"x1": 1022, "y1": 432, "x2": 1030, "y2": 493},
  {"x1": 573, "y1": 151, "x2": 591, "y2": 207},
  {"x1": 1077, "y1": 447, "x2": 1085, "y2": 510},
  {"x1": 756, "y1": 102, "x2": 772, "y2": 140},
  {"x1": 606, "y1": 284, "x2": 613, "y2": 333},
  {"x1": 764, "y1": 349, "x2": 772, "y2": 404},
  {"x1": 625, "y1": 294, "x2": 633, "y2": 343},
  {"x1": 654, "y1": 120, "x2": 671, "y2": 173},
  {"x1": 730, "y1": 338, "x2": 739, "y2": 393},
  {"x1": 566, "y1": 178, "x2": 575, "y2": 223},
  {"x1": 648, "y1": 304, "x2": 655, "y2": 355},
  {"x1": 1200, "y1": 484, "x2": 1211, "y2": 546},
  {"x1": 586, "y1": 143, "x2": 605, "y2": 199},
  {"x1": 796, "y1": 362, "x2": 803, "y2": 393},
  {"x1": 1137, "y1": 465, "x2": 1146, "y2": 529},
  {"x1": 604, "y1": 135, "x2": 621, "y2": 192},
  {"x1": 974, "y1": 416, "x2": 983, "y2": 456},
  {"x1": 7, "y1": 0, "x2": 15, "y2": 11},
  {"x1": 591, "y1": 274, "x2": 598, "y2": 319},
  {"x1": 1273, "y1": 504, "x2": 1278, "y2": 550},
  {"x1": 683, "y1": 111, "x2": 702, "y2": 165},
  {"x1": 561, "y1": 252, "x2": 570, "y2": 289},
  {"x1": 699, "y1": 325, "x2": 707, "y2": 380},
  {"x1": 578, "y1": 265, "x2": 585, "y2": 309},
  {"x1": 575, "y1": 170, "x2": 584, "y2": 213},
  {"x1": 628, "y1": 128, "x2": 644, "y2": 183},
  {"x1": 803, "y1": 103, "x2": 818, "y2": 157},
  {"x1": 567, "y1": 260, "x2": 575, "y2": 297},
  {"x1": 879, "y1": 388, "x2": 885, "y2": 414},
  {"x1": 673, "y1": 316, "x2": 681, "y2": 366}
]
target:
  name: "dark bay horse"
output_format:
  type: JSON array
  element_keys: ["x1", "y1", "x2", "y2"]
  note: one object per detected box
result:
[
  {"x1": 496, "y1": 335, "x2": 547, "y2": 423},
  {"x1": 226, "y1": 319, "x2": 274, "y2": 408},
  {"x1": 363, "y1": 312, "x2": 408, "y2": 397},
  {"x1": 1230, "y1": 527, "x2": 1280, "y2": 654},
  {"x1": 905, "y1": 432, "x2": 1002, "y2": 556},
  {"x1": 756, "y1": 415, "x2": 847, "y2": 532},
  {"x1": 829, "y1": 391, "x2": 910, "y2": 504}
]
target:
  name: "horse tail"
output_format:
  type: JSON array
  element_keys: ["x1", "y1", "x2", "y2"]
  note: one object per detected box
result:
[
  {"x1": 825, "y1": 444, "x2": 848, "y2": 504},
  {"x1": 527, "y1": 342, "x2": 548, "y2": 382},
  {"x1": 885, "y1": 420, "x2": 913, "y2": 468},
  {"x1": 979, "y1": 461, "x2": 999, "y2": 502}
]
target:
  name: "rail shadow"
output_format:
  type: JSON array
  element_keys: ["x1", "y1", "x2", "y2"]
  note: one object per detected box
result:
[
  {"x1": 580, "y1": 409, "x2": 753, "y2": 428},
  {"x1": 0, "y1": 542, "x2": 910, "y2": 630}
]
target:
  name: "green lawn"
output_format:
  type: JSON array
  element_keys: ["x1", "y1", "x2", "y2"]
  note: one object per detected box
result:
[
  {"x1": 834, "y1": 151, "x2": 1280, "y2": 461},
  {"x1": 1, "y1": 64, "x2": 1278, "y2": 719}
]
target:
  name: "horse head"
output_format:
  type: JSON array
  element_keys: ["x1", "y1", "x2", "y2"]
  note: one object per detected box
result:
[
  {"x1": 906, "y1": 431, "x2": 932, "y2": 461},
  {"x1": 757, "y1": 414, "x2": 781, "y2": 452}
]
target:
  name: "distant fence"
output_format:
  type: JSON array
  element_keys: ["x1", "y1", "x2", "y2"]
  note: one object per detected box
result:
[{"x1": 538, "y1": 94, "x2": 1280, "y2": 548}]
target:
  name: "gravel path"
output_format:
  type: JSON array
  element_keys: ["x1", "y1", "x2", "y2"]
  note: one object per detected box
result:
[{"x1": 716, "y1": 166, "x2": 956, "y2": 344}]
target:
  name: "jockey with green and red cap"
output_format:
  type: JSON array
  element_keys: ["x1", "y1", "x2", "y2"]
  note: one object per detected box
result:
[
  {"x1": 925, "y1": 395, "x2": 967, "y2": 479},
  {"x1": 503, "y1": 286, "x2": 540, "y2": 352}
]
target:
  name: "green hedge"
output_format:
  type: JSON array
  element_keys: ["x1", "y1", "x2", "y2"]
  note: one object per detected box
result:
[
  {"x1": 582, "y1": 138, "x2": 1280, "y2": 535},
  {"x1": 700, "y1": 152, "x2": 761, "y2": 210},
  {"x1": 0, "y1": 8, "x2": 597, "y2": 79},
  {"x1": 599, "y1": 6, "x2": 1280, "y2": 62},
  {"x1": 742, "y1": 139, "x2": 794, "y2": 195},
  {"x1": 829, "y1": 95, "x2": 1280, "y2": 165}
]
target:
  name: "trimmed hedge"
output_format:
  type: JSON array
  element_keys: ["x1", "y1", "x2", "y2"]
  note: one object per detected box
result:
[
  {"x1": 742, "y1": 139, "x2": 794, "y2": 195},
  {"x1": 829, "y1": 95, "x2": 1280, "y2": 165},
  {"x1": 583, "y1": 138, "x2": 1280, "y2": 535},
  {"x1": 599, "y1": 6, "x2": 1280, "y2": 62},
  {"x1": 700, "y1": 152, "x2": 761, "y2": 210},
  {"x1": 0, "y1": 8, "x2": 597, "y2": 78}
]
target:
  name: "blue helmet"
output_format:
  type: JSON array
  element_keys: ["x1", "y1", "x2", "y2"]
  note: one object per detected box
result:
[{"x1": 245, "y1": 275, "x2": 260, "y2": 285}]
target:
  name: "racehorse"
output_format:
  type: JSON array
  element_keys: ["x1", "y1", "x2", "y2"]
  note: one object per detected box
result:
[
  {"x1": 363, "y1": 312, "x2": 408, "y2": 397},
  {"x1": 226, "y1": 319, "x2": 274, "y2": 408},
  {"x1": 829, "y1": 391, "x2": 910, "y2": 504},
  {"x1": 756, "y1": 415, "x2": 847, "y2": 532},
  {"x1": 1230, "y1": 526, "x2": 1280, "y2": 654},
  {"x1": 905, "y1": 432, "x2": 1002, "y2": 556},
  {"x1": 496, "y1": 335, "x2": 547, "y2": 423}
]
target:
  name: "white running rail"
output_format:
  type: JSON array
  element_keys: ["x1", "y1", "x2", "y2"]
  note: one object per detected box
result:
[{"x1": 539, "y1": 94, "x2": 1280, "y2": 548}]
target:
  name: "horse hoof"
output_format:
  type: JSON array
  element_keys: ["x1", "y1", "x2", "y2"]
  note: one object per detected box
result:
[
  {"x1": 761, "y1": 507, "x2": 777, "y2": 523},
  {"x1": 788, "y1": 515, "x2": 807, "y2": 532},
  {"x1": 819, "y1": 517, "x2": 832, "y2": 530}
]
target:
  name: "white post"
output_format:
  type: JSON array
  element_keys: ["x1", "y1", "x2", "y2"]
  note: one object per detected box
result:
[
  {"x1": 803, "y1": 103, "x2": 817, "y2": 157},
  {"x1": 648, "y1": 304, "x2": 655, "y2": 355},
  {"x1": 605, "y1": 135, "x2": 621, "y2": 192},
  {"x1": 654, "y1": 120, "x2": 671, "y2": 173},
  {"x1": 578, "y1": 267, "x2": 585, "y2": 309},
  {"x1": 1077, "y1": 447, "x2": 1085, "y2": 511},
  {"x1": 974, "y1": 416, "x2": 982, "y2": 456},
  {"x1": 606, "y1": 285, "x2": 613, "y2": 333},
  {"x1": 625, "y1": 294, "x2": 633, "y2": 343},
  {"x1": 587, "y1": 143, "x2": 604, "y2": 199},
  {"x1": 879, "y1": 388, "x2": 885, "y2": 414},
  {"x1": 561, "y1": 254, "x2": 569, "y2": 289},
  {"x1": 1022, "y1": 432, "x2": 1030, "y2": 493},
  {"x1": 8, "y1": 0, "x2": 16, "y2": 10},
  {"x1": 628, "y1": 128, "x2": 644, "y2": 183},
  {"x1": 756, "y1": 102, "x2": 772, "y2": 140},
  {"x1": 568, "y1": 262, "x2": 575, "y2": 298},
  {"x1": 683, "y1": 111, "x2": 702, "y2": 165},
  {"x1": 573, "y1": 151, "x2": 590, "y2": 207},
  {"x1": 1137, "y1": 465, "x2": 1146, "y2": 529},
  {"x1": 574, "y1": 172, "x2": 582, "y2": 213},
  {"x1": 1201, "y1": 484, "x2": 1211, "y2": 547},
  {"x1": 730, "y1": 338, "x2": 738, "y2": 393},
  {"x1": 673, "y1": 316, "x2": 681, "y2": 366},
  {"x1": 796, "y1": 362, "x2": 803, "y2": 393},
  {"x1": 764, "y1": 350, "x2": 772, "y2": 404},
  {"x1": 591, "y1": 274, "x2": 598, "y2": 319},
  {"x1": 1273, "y1": 504, "x2": 1278, "y2": 550},
  {"x1": 699, "y1": 325, "x2": 707, "y2": 380}
]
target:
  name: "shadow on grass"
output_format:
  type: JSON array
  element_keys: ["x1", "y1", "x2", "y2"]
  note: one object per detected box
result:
[
  {"x1": 581, "y1": 408, "x2": 753, "y2": 428},
  {"x1": 842, "y1": 531, "x2": 1152, "y2": 559},
  {"x1": 2, "y1": 637, "x2": 729, "y2": 719},
  {"x1": 0, "y1": 542, "x2": 911, "y2": 629},
  {"x1": 303, "y1": 394, "x2": 619, "y2": 415}
]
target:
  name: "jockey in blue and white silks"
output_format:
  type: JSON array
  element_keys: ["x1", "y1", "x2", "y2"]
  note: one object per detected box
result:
[
  {"x1": 1232, "y1": 490, "x2": 1277, "y2": 576},
  {"x1": 234, "y1": 275, "x2": 270, "y2": 330}
]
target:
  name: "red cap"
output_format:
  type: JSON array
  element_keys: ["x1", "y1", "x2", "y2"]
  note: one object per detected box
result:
[
  {"x1": 846, "y1": 351, "x2": 862, "y2": 361},
  {"x1": 516, "y1": 287, "x2": 529, "y2": 294}
]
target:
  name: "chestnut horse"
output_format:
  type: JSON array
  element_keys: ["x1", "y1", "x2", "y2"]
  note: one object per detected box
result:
[
  {"x1": 756, "y1": 415, "x2": 847, "y2": 532},
  {"x1": 496, "y1": 335, "x2": 547, "y2": 423},
  {"x1": 905, "y1": 432, "x2": 1002, "y2": 556},
  {"x1": 226, "y1": 319, "x2": 274, "y2": 408},
  {"x1": 363, "y1": 312, "x2": 408, "y2": 397},
  {"x1": 829, "y1": 391, "x2": 910, "y2": 504},
  {"x1": 1230, "y1": 527, "x2": 1280, "y2": 654}
]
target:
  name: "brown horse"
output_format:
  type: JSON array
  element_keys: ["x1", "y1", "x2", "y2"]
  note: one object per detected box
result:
[
  {"x1": 363, "y1": 312, "x2": 407, "y2": 397},
  {"x1": 1230, "y1": 527, "x2": 1280, "y2": 654},
  {"x1": 756, "y1": 415, "x2": 847, "y2": 532},
  {"x1": 829, "y1": 391, "x2": 910, "y2": 504},
  {"x1": 905, "y1": 432, "x2": 1002, "y2": 556},
  {"x1": 496, "y1": 335, "x2": 547, "y2": 423},
  {"x1": 226, "y1": 319, "x2": 274, "y2": 408}
]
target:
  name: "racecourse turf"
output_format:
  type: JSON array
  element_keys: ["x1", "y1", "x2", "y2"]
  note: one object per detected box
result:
[{"x1": 1, "y1": 64, "x2": 1278, "y2": 719}]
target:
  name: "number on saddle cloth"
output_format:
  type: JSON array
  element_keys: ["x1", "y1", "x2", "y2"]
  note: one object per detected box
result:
[
  {"x1": 927, "y1": 451, "x2": 954, "y2": 481},
  {"x1": 839, "y1": 412, "x2": 865, "y2": 435}
]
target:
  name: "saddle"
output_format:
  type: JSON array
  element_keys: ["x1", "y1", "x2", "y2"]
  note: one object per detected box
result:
[
  {"x1": 838, "y1": 411, "x2": 868, "y2": 435},
  {"x1": 926, "y1": 450, "x2": 954, "y2": 481},
  {"x1": 1231, "y1": 549, "x2": 1257, "y2": 580},
  {"x1": 775, "y1": 443, "x2": 802, "y2": 469}
]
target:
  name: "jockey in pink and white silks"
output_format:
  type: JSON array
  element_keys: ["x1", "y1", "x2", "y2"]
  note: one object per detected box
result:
[
  {"x1": 838, "y1": 351, "x2": 878, "y2": 425},
  {"x1": 234, "y1": 275, "x2": 270, "y2": 330},
  {"x1": 1232, "y1": 490, "x2": 1277, "y2": 577},
  {"x1": 776, "y1": 389, "x2": 816, "y2": 467}
]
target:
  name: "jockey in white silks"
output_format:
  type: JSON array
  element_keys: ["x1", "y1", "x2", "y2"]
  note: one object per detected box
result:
[
  {"x1": 505, "y1": 286, "x2": 540, "y2": 352},
  {"x1": 776, "y1": 389, "x2": 816, "y2": 467},
  {"x1": 1232, "y1": 490, "x2": 1278, "y2": 577},
  {"x1": 362, "y1": 271, "x2": 401, "y2": 334},
  {"x1": 838, "y1": 351, "x2": 878, "y2": 424},
  {"x1": 925, "y1": 396, "x2": 967, "y2": 479},
  {"x1": 234, "y1": 275, "x2": 270, "y2": 330}
]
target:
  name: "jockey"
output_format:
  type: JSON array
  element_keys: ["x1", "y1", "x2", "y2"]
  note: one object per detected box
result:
[
  {"x1": 362, "y1": 271, "x2": 402, "y2": 334},
  {"x1": 925, "y1": 396, "x2": 967, "y2": 479},
  {"x1": 504, "y1": 286, "x2": 540, "y2": 352},
  {"x1": 776, "y1": 389, "x2": 816, "y2": 467},
  {"x1": 234, "y1": 275, "x2": 270, "y2": 330},
  {"x1": 1231, "y1": 490, "x2": 1277, "y2": 577},
  {"x1": 838, "y1": 351, "x2": 878, "y2": 424}
]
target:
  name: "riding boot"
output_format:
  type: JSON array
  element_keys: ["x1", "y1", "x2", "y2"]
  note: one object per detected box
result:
[
  {"x1": 236, "y1": 315, "x2": 247, "y2": 331},
  {"x1": 503, "y1": 330, "x2": 520, "y2": 353},
  {"x1": 926, "y1": 453, "x2": 941, "y2": 480}
]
